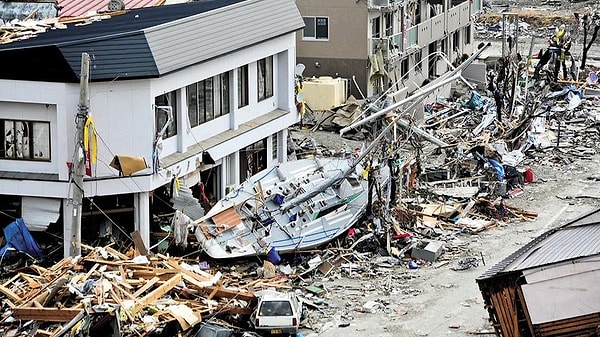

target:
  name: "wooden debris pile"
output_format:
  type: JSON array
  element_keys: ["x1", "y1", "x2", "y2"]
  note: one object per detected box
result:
[
  {"x1": 0, "y1": 244, "x2": 257, "y2": 337},
  {"x1": 0, "y1": 10, "x2": 125, "y2": 45}
]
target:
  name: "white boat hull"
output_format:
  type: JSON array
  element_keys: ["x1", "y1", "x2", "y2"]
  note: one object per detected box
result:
[{"x1": 194, "y1": 158, "x2": 384, "y2": 259}]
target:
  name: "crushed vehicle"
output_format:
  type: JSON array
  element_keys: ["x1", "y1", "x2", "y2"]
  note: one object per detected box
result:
[{"x1": 250, "y1": 290, "x2": 305, "y2": 336}]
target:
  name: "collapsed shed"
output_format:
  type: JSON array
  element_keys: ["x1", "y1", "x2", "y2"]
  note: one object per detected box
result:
[{"x1": 476, "y1": 207, "x2": 600, "y2": 337}]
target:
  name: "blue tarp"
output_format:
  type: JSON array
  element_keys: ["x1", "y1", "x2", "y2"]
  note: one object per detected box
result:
[
  {"x1": 466, "y1": 91, "x2": 484, "y2": 110},
  {"x1": 488, "y1": 159, "x2": 505, "y2": 181},
  {"x1": 0, "y1": 218, "x2": 44, "y2": 259}
]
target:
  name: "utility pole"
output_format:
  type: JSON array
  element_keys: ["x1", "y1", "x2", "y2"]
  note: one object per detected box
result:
[{"x1": 70, "y1": 53, "x2": 90, "y2": 257}]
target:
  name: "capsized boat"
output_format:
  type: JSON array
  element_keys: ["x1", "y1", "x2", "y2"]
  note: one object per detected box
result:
[{"x1": 193, "y1": 157, "x2": 388, "y2": 259}]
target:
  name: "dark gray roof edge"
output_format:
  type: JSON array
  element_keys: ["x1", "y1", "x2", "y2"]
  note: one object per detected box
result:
[{"x1": 476, "y1": 207, "x2": 600, "y2": 282}]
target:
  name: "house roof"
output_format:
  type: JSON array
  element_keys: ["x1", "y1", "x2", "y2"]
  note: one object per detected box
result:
[
  {"x1": 477, "y1": 207, "x2": 600, "y2": 281},
  {"x1": 57, "y1": 0, "x2": 161, "y2": 18},
  {"x1": 0, "y1": 0, "x2": 304, "y2": 82}
]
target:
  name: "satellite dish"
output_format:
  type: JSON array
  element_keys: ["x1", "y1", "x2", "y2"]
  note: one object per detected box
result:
[
  {"x1": 295, "y1": 63, "x2": 306, "y2": 77},
  {"x1": 296, "y1": 92, "x2": 304, "y2": 103}
]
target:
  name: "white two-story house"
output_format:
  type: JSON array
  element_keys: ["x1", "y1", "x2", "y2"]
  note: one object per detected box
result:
[{"x1": 0, "y1": 0, "x2": 304, "y2": 257}]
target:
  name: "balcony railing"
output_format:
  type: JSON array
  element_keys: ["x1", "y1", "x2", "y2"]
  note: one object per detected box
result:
[
  {"x1": 407, "y1": 26, "x2": 418, "y2": 47},
  {"x1": 370, "y1": 32, "x2": 404, "y2": 60},
  {"x1": 369, "y1": 0, "x2": 402, "y2": 8},
  {"x1": 471, "y1": 0, "x2": 481, "y2": 13}
]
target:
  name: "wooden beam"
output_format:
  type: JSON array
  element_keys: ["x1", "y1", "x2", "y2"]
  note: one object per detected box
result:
[
  {"x1": 132, "y1": 277, "x2": 160, "y2": 298},
  {"x1": 198, "y1": 286, "x2": 255, "y2": 303},
  {"x1": 135, "y1": 274, "x2": 182, "y2": 311},
  {"x1": 0, "y1": 284, "x2": 22, "y2": 304},
  {"x1": 131, "y1": 230, "x2": 148, "y2": 256},
  {"x1": 12, "y1": 307, "x2": 82, "y2": 322}
]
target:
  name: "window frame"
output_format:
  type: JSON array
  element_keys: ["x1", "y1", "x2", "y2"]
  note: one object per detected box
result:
[
  {"x1": 302, "y1": 16, "x2": 329, "y2": 41},
  {"x1": 1, "y1": 118, "x2": 51, "y2": 161},
  {"x1": 155, "y1": 90, "x2": 178, "y2": 139},
  {"x1": 257, "y1": 56, "x2": 273, "y2": 102},
  {"x1": 464, "y1": 26, "x2": 471, "y2": 45},
  {"x1": 187, "y1": 71, "x2": 232, "y2": 128},
  {"x1": 237, "y1": 65, "x2": 249, "y2": 108}
]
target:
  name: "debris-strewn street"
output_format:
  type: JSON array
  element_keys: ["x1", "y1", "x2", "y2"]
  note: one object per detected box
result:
[
  {"x1": 1, "y1": 1, "x2": 600, "y2": 337},
  {"x1": 289, "y1": 128, "x2": 599, "y2": 337}
]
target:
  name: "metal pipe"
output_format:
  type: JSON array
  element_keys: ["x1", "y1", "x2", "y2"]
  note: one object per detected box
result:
[{"x1": 340, "y1": 43, "x2": 491, "y2": 135}]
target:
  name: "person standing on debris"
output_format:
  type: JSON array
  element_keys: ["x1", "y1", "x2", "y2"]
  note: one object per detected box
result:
[{"x1": 553, "y1": 24, "x2": 573, "y2": 81}]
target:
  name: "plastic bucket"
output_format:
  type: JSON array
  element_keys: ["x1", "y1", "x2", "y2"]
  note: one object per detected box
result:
[{"x1": 266, "y1": 247, "x2": 281, "y2": 265}]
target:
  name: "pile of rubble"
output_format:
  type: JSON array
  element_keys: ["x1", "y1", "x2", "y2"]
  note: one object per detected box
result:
[
  {"x1": 0, "y1": 9, "x2": 122, "y2": 44},
  {"x1": 0, "y1": 243, "x2": 281, "y2": 337}
]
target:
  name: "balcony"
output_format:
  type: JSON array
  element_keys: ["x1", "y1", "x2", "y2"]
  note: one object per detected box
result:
[
  {"x1": 407, "y1": 26, "x2": 418, "y2": 48},
  {"x1": 369, "y1": 0, "x2": 402, "y2": 9},
  {"x1": 370, "y1": 32, "x2": 404, "y2": 61},
  {"x1": 471, "y1": 0, "x2": 481, "y2": 14}
]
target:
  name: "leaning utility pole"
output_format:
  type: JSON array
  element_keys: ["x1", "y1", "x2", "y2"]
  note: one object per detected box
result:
[{"x1": 70, "y1": 53, "x2": 90, "y2": 257}]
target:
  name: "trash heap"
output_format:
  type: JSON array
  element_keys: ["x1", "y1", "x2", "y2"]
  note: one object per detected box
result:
[{"x1": 0, "y1": 244, "x2": 260, "y2": 337}]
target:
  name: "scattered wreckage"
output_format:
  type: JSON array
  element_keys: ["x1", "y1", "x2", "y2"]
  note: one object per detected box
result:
[{"x1": 2, "y1": 10, "x2": 600, "y2": 337}]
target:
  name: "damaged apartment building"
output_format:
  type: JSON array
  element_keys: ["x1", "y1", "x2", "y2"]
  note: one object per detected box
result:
[
  {"x1": 296, "y1": 0, "x2": 482, "y2": 103},
  {"x1": 0, "y1": 0, "x2": 304, "y2": 257}
]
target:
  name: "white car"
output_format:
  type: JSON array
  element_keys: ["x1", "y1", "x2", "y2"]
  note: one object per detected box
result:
[{"x1": 251, "y1": 290, "x2": 304, "y2": 336}]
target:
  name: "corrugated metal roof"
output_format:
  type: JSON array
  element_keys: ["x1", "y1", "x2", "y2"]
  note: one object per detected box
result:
[
  {"x1": 477, "y1": 207, "x2": 600, "y2": 281},
  {"x1": 0, "y1": 0, "x2": 303, "y2": 82},
  {"x1": 57, "y1": 0, "x2": 160, "y2": 18}
]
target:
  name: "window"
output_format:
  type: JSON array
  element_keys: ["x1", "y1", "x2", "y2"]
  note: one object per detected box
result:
[
  {"x1": 237, "y1": 65, "x2": 249, "y2": 108},
  {"x1": 240, "y1": 138, "x2": 267, "y2": 180},
  {"x1": 415, "y1": 50, "x2": 423, "y2": 71},
  {"x1": 384, "y1": 12, "x2": 393, "y2": 37},
  {"x1": 257, "y1": 56, "x2": 273, "y2": 101},
  {"x1": 371, "y1": 16, "x2": 381, "y2": 38},
  {"x1": 401, "y1": 57, "x2": 409, "y2": 78},
  {"x1": 155, "y1": 90, "x2": 178, "y2": 138},
  {"x1": 1, "y1": 119, "x2": 50, "y2": 161},
  {"x1": 464, "y1": 26, "x2": 471, "y2": 45},
  {"x1": 218, "y1": 72, "x2": 230, "y2": 117},
  {"x1": 272, "y1": 133, "x2": 278, "y2": 160},
  {"x1": 259, "y1": 301, "x2": 293, "y2": 316},
  {"x1": 302, "y1": 16, "x2": 329, "y2": 40},
  {"x1": 187, "y1": 71, "x2": 231, "y2": 128},
  {"x1": 452, "y1": 31, "x2": 460, "y2": 51}
]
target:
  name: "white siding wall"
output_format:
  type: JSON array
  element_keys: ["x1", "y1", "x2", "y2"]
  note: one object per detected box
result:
[{"x1": 0, "y1": 33, "x2": 298, "y2": 199}]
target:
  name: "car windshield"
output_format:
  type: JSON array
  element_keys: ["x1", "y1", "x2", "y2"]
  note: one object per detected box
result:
[{"x1": 258, "y1": 300, "x2": 293, "y2": 316}]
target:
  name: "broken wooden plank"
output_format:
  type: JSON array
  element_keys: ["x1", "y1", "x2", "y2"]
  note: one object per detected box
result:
[
  {"x1": 12, "y1": 307, "x2": 82, "y2": 322},
  {"x1": 197, "y1": 285, "x2": 255, "y2": 302},
  {"x1": 131, "y1": 230, "x2": 148, "y2": 256},
  {"x1": 132, "y1": 276, "x2": 160, "y2": 298},
  {"x1": 135, "y1": 273, "x2": 182, "y2": 311},
  {"x1": 0, "y1": 284, "x2": 23, "y2": 304}
]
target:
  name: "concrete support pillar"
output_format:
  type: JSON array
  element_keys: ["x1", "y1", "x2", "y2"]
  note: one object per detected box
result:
[
  {"x1": 267, "y1": 134, "x2": 274, "y2": 168},
  {"x1": 230, "y1": 151, "x2": 241, "y2": 186},
  {"x1": 219, "y1": 158, "x2": 228, "y2": 199},
  {"x1": 134, "y1": 192, "x2": 151, "y2": 250},
  {"x1": 62, "y1": 199, "x2": 77, "y2": 258},
  {"x1": 280, "y1": 128, "x2": 288, "y2": 164}
]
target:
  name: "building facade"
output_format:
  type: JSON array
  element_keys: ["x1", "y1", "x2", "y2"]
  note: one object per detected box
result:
[
  {"x1": 0, "y1": 0, "x2": 304, "y2": 257},
  {"x1": 295, "y1": 0, "x2": 482, "y2": 101}
]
